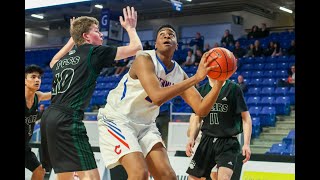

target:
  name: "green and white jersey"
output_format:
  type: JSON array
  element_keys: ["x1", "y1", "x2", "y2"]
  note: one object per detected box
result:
[
  {"x1": 51, "y1": 44, "x2": 117, "y2": 111},
  {"x1": 198, "y1": 80, "x2": 248, "y2": 137}
]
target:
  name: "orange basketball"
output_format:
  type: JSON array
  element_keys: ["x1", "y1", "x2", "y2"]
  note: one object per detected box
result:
[{"x1": 206, "y1": 47, "x2": 237, "y2": 81}]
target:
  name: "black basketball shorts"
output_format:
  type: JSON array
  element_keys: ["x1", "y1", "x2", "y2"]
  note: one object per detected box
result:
[
  {"x1": 40, "y1": 104, "x2": 97, "y2": 173},
  {"x1": 25, "y1": 145, "x2": 41, "y2": 172},
  {"x1": 186, "y1": 134, "x2": 240, "y2": 178}
]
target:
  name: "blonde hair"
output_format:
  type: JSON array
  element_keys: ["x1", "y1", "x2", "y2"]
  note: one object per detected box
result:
[{"x1": 70, "y1": 16, "x2": 99, "y2": 46}]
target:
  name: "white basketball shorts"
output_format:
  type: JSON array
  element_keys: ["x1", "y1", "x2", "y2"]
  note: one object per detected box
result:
[{"x1": 98, "y1": 115, "x2": 165, "y2": 169}]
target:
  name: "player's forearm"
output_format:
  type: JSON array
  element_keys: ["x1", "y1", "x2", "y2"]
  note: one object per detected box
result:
[
  {"x1": 115, "y1": 28, "x2": 142, "y2": 60},
  {"x1": 151, "y1": 76, "x2": 200, "y2": 106},
  {"x1": 50, "y1": 37, "x2": 75, "y2": 68},
  {"x1": 196, "y1": 81, "x2": 223, "y2": 117},
  {"x1": 188, "y1": 118, "x2": 201, "y2": 141},
  {"x1": 242, "y1": 117, "x2": 252, "y2": 146}
]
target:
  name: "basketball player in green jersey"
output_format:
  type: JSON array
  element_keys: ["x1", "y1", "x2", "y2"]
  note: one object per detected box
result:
[
  {"x1": 186, "y1": 78, "x2": 252, "y2": 180},
  {"x1": 40, "y1": 7, "x2": 142, "y2": 180},
  {"x1": 25, "y1": 64, "x2": 51, "y2": 180}
]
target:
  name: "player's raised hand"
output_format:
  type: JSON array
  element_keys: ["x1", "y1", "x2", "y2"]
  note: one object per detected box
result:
[
  {"x1": 120, "y1": 6, "x2": 137, "y2": 30},
  {"x1": 185, "y1": 138, "x2": 195, "y2": 157},
  {"x1": 70, "y1": 17, "x2": 76, "y2": 27},
  {"x1": 195, "y1": 50, "x2": 218, "y2": 82}
]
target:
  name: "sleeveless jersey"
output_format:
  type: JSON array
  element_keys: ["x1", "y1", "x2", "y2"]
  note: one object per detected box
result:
[
  {"x1": 198, "y1": 80, "x2": 248, "y2": 137},
  {"x1": 25, "y1": 94, "x2": 39, "y2": 144},
  {"x1": 51, "y1": 44, "x2": 117, "y2": 111},
  {"x1": 98, "y1": 50, "x2": 185, "y2": 124}
]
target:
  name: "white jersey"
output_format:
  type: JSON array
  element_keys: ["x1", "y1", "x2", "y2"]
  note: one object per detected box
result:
[{"x1": 98, "y1": 50, "x2": 185, "y2": 124}]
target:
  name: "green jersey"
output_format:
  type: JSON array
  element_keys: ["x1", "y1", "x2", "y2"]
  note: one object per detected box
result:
[{"x1": 197, "y1": 80, "x2": 248, "y2": 137}]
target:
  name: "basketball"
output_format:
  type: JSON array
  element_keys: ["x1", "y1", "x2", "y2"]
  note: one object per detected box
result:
[{"x1": 207, "y1": 47, "x2": 237, "y2": 81}]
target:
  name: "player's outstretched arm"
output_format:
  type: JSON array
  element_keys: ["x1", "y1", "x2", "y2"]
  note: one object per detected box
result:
[
  {"x1": 115, "y1": 6, "x2": 142, "y2": 60},
  {"x1": 36, "y1": 91, "x2": 51, "y2": 101},
  {"x1": 50, "y1": 17, "x2": 76, "y2": 68},
  {"x1": 181, "y1": 78, "x2": 223, "y2": 117},
  {"x1": 131, "y1": 51, "x2": 217, "y2": 106},
  {"x1": 186, "y1": 113, "x2": 202, "y2": 157},
  {"x1": 241, "y1": 111, "x2": 252, "y2": 163}
]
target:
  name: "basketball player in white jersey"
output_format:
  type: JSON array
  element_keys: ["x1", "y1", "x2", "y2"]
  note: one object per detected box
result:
[{"x1": 97, "y1": 24, "x2": 226, "y2": 180}]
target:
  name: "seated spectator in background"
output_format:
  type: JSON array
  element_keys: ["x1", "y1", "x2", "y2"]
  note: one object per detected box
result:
[
  {"x1": 286, "y1": 40, "x2": 295, "y2": 56},
  {"x1": 203, "y1": 43, "x2": 211, "y2": 52},
  {"x1": 182, "y1": 49, "x2": 195, "y2": 66},
  {"x1": 247, "y1": 25, "x2": 260, "y2": 39},
  {"x1": 259, "y1": 23, "x2": 270, "y2": 38},
  {"x1": 220, "y1": 29, "x2": 235, "y2": 47},
  {"x1": 114, "y1": 58, "x2": 129, "y2": 77},
  {"x1": 213, "y1": 42, "x2": 219, "y2": 48},
  {"x1": 264, "y1": 41, "x2": 275, "y2": 56},
  {"x1": 277, "y1": 64, "x2": 295, "y2": 87},
  {"x1": 37, "y1": 104, "x2": 46, "y2": 120},
  {"x1": 287, "y1": 64, "x2": 295, "y2": 86},
  {"x1": 189, "y1": 32, "x2": 204, "y2": 51},
  {"x1": 221, "y1": 42, "x2": 227, "y2": 48},
  {"x1": 271, "y1": 41, "x2": 282, "y2": 57},
  {"x1": 232, "y1": 41, "x2": 246, "y2": 58},
  {"x1": 244, "y1": 44, "x2": 254, "y2": 58},
  {"x1": 237, "y1": 75, "x2": 248, "y2": 93},
  {"x1": 253, "y1": 40, "x2": 264, "y2": 57},
  {"x1": 194, "y1": 49, "x2": 203, "y2": 66},
  {"x1": 143, "y1": 41, "x2": 152, "y2": 50}
]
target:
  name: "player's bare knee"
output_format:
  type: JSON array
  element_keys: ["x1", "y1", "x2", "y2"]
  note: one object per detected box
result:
[
  {"x1": 128, "y1": 168, "x2": 149, "y2": 180},
  {"x1": 155, "y1": 169, "x2": 176, "y2": 180},
  {"x1": 219, "y1": 174, "x2": 232, "y2": 180}
]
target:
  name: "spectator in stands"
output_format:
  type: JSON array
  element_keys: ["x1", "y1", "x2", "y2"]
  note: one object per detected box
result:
[
  {"x1": 247, "y1": 25, "x2": 260, "y2": 39},
  {"x1": 203, "y1": 43, "x2": 211, "y2": 53},
  {"x1": 37, "y1": 104, "x2": 46, "y2": 119},
  {"x1": 182, "y1": 49, "x2": 196, "y2": 66},
  {"x1": 259, "y1": 23, "x2": 270, "y2": 38},
  {"x1": 264, "y1": 41, "x2": 275, "y2": 56},
  {"x1": 189, "y1": 32, "x2": 204, "y2": 51},
  {"x1": 271, "y1": 41, "x2": 283, "y2": 57},
  {"x1": 194, "y1": 49, "x2": 203, "y2": 66},
  {"x1": 97, "y1": 24, "x2": 224, "y2": 180},
  {"x1": 237, "y1": 74, "x2": 248, "y2": 93},
  {"x1": 40, "y1": 7, "x2": 143, "y2": 180},
  {"x1": 143, "y1": 41, "x2": 152, "y2": 50},
  {"x1": 288, "y1": 64, "x2": 295, "y2": 86},
  {"x1": 220, "y1": 29, "x2": 235, "y2": 47},
  {"x1": 277, "y1": 64, "x2": 295, "y2": 87},
  {"x1": 25, "y1": 64, "x2": 52, "y2": 180},
  {"x1": 232, "y1": 41, "x2": 246, "y2": 59},
  {"x1": 213, "y1": 42, "x2": 220, "y2": 48},
  {"x1": 244, "y1": 44, "x2": 254, "y2": 57},
  {"x1": 253, "y1": 40, "x2": 264, "y2": 57},
  {"x1": 286, "y1": 40, "x2": 295, "y2": 56},
  {"x1": 114, "y1": 57, "x2": 129, "y2": 77},
  {"x1": 186, "y1": 78, "x2": 252, "y2": 180}
]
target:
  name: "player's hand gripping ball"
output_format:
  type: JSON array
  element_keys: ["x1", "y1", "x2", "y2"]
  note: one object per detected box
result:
[{"x1": 207, "y1": 47, "x2": 237, "y2": 81}]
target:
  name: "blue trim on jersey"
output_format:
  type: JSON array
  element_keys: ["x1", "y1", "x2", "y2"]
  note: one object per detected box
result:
[
  {"x1": 121, "y1": 78, "x2": 128, "y2": 100},
  {"x1": 156, "y1": 53, "x2": 175, "y2": 75}
]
